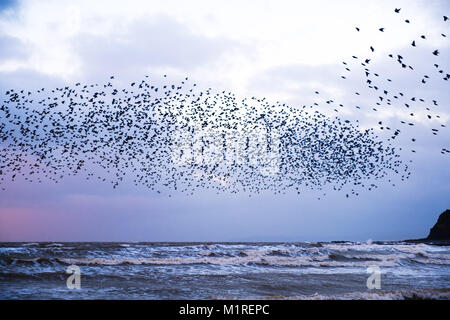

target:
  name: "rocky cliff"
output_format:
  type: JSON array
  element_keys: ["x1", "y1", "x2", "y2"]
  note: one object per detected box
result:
[{"x1": 427, "y1": 209, "x2": 450, "y2": 240}]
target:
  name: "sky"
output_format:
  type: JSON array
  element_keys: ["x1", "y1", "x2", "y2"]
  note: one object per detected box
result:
[{"x1": 0, "y1": 0, "x2": 449, "y2": 242}]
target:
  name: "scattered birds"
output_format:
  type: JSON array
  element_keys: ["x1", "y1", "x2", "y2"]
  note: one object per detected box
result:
[{"x1": 343, "y1": 8, "x2": 449, "y2": 157}]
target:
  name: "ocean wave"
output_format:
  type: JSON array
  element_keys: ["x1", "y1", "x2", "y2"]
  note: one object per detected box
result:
[
  {"x1": 410, "y1": 257, "x2": 450, "y2": 265},
  {"x1": 54, "y1": 252, "x2": 405, "y2": 267},
  {"x1": 1, "y1": 240, "x2": 449, "y2": 269},
  {"x1": 21, "y1": 243, "x2": 39, "y2": 247},
  {"x1": 45, "y1": 243, "x2": 64, "y2": 247},
  {"x1": 322, "y1": 242, "x2": 443, "y2": 255},
  {"x1": 1, "y1": 257, "x2": 57, "y2": 265},
  {"x1": 211, "y1": 288, "x2": 450, "y2": 300},
  {"x1": 327, "y1": 253, "x2": 382, "y2": 262},
  {"x1": 2, "y1": 242, "x2": 449, "y2": 300},
  {"x1": 3, "y1": 245, "x2": 448, "y2": 267}
]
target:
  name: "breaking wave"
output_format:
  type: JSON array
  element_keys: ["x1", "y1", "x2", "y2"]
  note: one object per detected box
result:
[
  {"x1": 1, "y1": 241, "x2": 449, "y2": 299},
  {"x1": 212, "y1": 288, "x2": 450, "y2": 300}
]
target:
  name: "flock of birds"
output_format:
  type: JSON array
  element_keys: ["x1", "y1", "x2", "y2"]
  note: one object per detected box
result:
[
  {"x1": 0, "y1": 7, "x2": 447, "y2": 197},
  {"x1": 0, "y1": 76, "x2": 406, "y2": 196},
  {"x1": 329, "y1": 9, "x2": 449, "y2": 155}
]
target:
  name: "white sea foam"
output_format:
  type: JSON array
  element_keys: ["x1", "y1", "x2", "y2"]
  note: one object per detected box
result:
[
  {"x1": 212, "y1": 289, "x2": 450, "y2": 300},
  {"x1": 45, "y1": 243, "x2": 64, "y2": 247},
  {"x1": 21, "y1": 243, "x2": 39, "y2": 247},
  {"x1": 55, "y1": 251, "x2": 412, "y2": 267},
  {"x1": 2, "y1": 242, "x2": 449, "y2": 299}
]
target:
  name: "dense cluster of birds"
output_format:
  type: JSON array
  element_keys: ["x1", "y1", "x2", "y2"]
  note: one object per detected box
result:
[
  {"x1": 0, "y1": 7, "x2": 447, "y2": 197},
  {"x1": 0, "y1": 75, "x2": 407, "y2": 196}
]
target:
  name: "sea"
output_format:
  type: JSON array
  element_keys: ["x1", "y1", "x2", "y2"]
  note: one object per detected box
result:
[{"x1": 1, "y1": 241, "x2": 449, "y2": 300}]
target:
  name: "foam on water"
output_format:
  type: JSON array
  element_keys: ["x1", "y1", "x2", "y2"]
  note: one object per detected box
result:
[
  {"x1": 1, "y1": 241, "x2": 449, "y2": 299},
  {"x1": 212, "y1": 288, "x2": 450, "y2": 300}
]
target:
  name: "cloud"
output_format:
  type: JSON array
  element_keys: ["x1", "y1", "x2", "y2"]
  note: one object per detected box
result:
[
  {"x1": 0, "y1": 34, "x2": 28, "y2": 60},
  {"x1": 71, "y1": 15, "x2": 241, "y2": 79}
]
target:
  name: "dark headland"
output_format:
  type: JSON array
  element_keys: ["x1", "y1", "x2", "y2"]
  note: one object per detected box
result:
[{"x1": 405, "y1": 209, "x2": 450, "y2": 245}]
